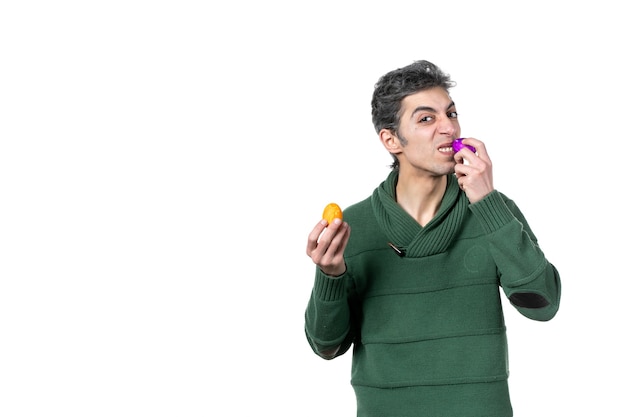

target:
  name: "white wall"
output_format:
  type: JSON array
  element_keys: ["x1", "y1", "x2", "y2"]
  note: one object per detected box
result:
[{"x1": 1, "y1": 1, "x2": 623, "y2": 415}]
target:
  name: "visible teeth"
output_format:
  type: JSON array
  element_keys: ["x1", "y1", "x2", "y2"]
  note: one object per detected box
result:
[{"x1": 439, "y1": 147, "x2": 453, "y2": 152}]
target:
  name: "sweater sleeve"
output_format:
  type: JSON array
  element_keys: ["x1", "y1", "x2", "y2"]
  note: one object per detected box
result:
[
  {"x1": 304, "y1": 268, "x2": 356, "y2": 359},
  {"x1": 469, "y1": 191, "x2": 561, "y2": 321}
]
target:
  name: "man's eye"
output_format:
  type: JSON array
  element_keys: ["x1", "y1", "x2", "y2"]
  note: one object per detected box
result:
[
  {"x1": 448, "y1": 111, "x2": 458, "y2": 118},
  {"x1": 419, "y1": 116, "x2": 433, "y2": 123}
]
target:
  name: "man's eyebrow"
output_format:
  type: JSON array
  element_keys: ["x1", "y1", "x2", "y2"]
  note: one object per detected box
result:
[
  {"x1": 410, "y1": 101, "x2": 456, "y2": 118},
  {"x1": 410, "y1": 106, "x2": 435, "y2": 118}
]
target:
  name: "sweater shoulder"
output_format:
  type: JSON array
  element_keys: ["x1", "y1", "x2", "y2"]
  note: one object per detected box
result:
[
  {"x1": 342, "y1": 195, "x2": 377, "y2": 231},
  {"x1": 342, "y1": 196, "x2": 388, "y2": 258}
]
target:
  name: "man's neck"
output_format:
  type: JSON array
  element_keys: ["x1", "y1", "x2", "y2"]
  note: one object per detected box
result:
[{"x1": 395, "y1": 172, "x2": 448, "y2": 227}]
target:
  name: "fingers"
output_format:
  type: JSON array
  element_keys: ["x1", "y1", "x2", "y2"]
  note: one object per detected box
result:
[
  {"x1": 459, "y1": 137, "x2": 491, "y2": 163},
  {"x1": 330, "y1": 222, "x2": 351, "y2": 260},
  {"x1": 315, "y1": 219, "x2": 349, "y2": 261},
  {"x1": 306, "y1": 218, "x2": 350, "y2": 277},
  {"x1": 306, "y1": 219, "x2": 330, "y2": 257},
  {"x1": 454, "y1": 138, "x2": 494, "y2": 202}
]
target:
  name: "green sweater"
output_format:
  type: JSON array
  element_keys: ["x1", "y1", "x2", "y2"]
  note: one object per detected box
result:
[{"x1": 305, "y1": 171, "x2": 561, "y2": 417}]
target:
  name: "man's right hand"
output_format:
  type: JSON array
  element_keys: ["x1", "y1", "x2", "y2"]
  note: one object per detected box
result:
[{"x1": 306, "y1": 218, "x2": 351, "y2": 277}]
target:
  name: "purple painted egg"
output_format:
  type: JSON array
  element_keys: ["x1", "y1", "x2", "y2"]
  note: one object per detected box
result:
[{"x1": 452, "y1": 138, "x2": 476, "y2": 153}]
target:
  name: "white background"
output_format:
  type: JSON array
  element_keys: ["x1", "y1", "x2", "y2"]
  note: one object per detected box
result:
[{"x1": 1, "y1": 1, "x2": 623, "y2": 416}]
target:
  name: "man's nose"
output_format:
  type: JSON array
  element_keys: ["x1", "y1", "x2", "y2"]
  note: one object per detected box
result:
[{"x1": 438, "y1": 118, "x2": 457, "y2": 136}]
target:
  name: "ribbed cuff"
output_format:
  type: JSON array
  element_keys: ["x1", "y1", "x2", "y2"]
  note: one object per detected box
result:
[
  {"x1": 469, "y1": 191, "x2": 516, "y2": 234},
  {"x1": 314, "y1": 269, "x2": 346, "y2": 301}
]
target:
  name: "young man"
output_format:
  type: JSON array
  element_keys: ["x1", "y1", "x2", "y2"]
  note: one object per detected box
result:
[{"x1": 304, "y1": 60, "x2": 561, "y2": 416}]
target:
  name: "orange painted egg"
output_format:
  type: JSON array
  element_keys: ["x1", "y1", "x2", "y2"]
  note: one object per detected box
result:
[{"x1": 322, "y1": 203, "x2": 343, "y2": 225}]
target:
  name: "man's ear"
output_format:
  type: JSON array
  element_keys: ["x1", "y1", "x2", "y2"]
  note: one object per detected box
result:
[{"x1": 379, "y1": 129, "x2": 402, "y2": 155}]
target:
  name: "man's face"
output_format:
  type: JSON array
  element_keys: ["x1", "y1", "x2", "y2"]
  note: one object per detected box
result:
[{"x1": 394, "y1": 87, "x2": 461, "y2": 176}]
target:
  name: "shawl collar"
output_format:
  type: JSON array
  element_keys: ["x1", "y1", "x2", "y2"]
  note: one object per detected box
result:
[{"x1": 371, "y1": 170, "x2": 469, "y2": 257}]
